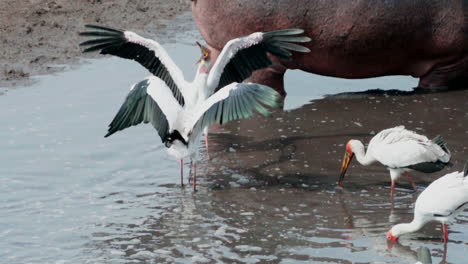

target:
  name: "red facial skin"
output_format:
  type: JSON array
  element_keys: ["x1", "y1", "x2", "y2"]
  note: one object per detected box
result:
[
  {"x1": 346, "y1": 141, "x2": 353, "y2": 156},
  {"x1": 387, "y1": 230, "x2": 398, "y2": 241}
]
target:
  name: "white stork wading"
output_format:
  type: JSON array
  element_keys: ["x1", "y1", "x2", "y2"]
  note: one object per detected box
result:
[
  {"x1": 79, "y1": 25, "x2": 311, "y2": 191},
  {"x1": 387, "y1": 161, "x2": 468, "y2": 243},
  {"x1": 338, "y1": 126, "x2": 451, "y2": 195}
]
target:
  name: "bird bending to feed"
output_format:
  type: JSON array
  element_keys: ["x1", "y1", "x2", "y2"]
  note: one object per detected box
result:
[
  {"x1": 338, "y1": 126, "x2": 451, "y2": 195},
  {"x1": 79, "y1": 25, "x2": 311, "y2": 191},
  {"x1": 387, "y1": 161, "x2": 468, "y2": 243}
]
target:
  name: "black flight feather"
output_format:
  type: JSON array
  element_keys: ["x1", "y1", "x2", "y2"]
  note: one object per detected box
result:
[
  {"x1": 215, "y1": 28, "x2": 311, "y2": 91},
  {"x1": 79, "y1": 24, "x2": 185, "y2": 106},
  {"x1": 464, "y1": 160, "x2": 468, "y2": 177},
  {"x1": 105, "y1": 79, "x2": 169, "y2": 142},
  {"x1": 192, "y1": 83, "x2": 281, "y2": 138}
]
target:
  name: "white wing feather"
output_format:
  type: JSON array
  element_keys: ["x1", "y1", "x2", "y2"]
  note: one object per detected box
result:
[
  {"x1": 146, "y1": 76, "x2": 182, "y2": 130},
  {"x1": 182, "y1": 82, "x2": 238, "y2": 134},
  {"x1": 416, "y1": 170, "x2": 468, "y2": 217},
  {"x1": 368, "y1": 126, "x2": 449, "y2": 168}
]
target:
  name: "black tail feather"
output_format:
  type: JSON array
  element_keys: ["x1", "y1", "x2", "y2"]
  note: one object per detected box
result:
[
  {"x1": 432, "y1": 135, "x2": 449, "y2": 154},
  {"x1": 464, "y1": 160, "x2": 468, "y2": 177}
]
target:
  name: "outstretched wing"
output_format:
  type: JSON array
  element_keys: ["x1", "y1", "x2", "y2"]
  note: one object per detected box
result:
[
  {"x1": 186, "y1": 82, "x2": 281, "y2": 138},
  {"x1": 105, "y1": 77, "x2": 182, "y2": 142},
  {"x1": 207, "y1": 29, "x2": 311, "y2": 93},
  {"x1": 79, "y1": 25, "x2": 186, "y2": 106}
]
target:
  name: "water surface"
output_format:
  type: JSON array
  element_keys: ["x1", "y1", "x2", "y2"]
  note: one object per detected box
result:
[{"x1": 1, "y1": 31, "x2": 467, "y2": 264}]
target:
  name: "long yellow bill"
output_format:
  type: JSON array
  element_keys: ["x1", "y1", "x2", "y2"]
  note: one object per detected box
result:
[
  {"x1": 195, "y1": 41, "x2": 209, "y2": 64},
  {"x1": 338, "y1": 151, "x2": 354, "y2": 187}
]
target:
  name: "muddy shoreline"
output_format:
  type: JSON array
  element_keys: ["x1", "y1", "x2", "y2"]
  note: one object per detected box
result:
[{"x1": 0, "y1": 0, "x2": 191, "y2": 88}]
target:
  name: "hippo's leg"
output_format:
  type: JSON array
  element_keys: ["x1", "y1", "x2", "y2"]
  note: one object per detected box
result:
[
  {"x1": 418, "y1": 56, "x2": 468, "y2": 89},
  {"x1": 249, "y1": 62, "x2": 287, "y2": 96}
]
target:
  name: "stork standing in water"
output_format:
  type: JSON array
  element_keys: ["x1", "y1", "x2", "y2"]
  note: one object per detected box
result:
[
  {"x1": 338, "y1": 126, "x2": 451, "y2": 195},
  {"x1": 387, "y1": 161, "x2": 468, "y2": 243},
  {"x1": 79, "y1": 25, "x2": 310, "y2": 191}
]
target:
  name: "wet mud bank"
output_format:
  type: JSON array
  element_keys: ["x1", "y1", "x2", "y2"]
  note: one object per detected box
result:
[
  {"x1": 0, "y1": 0, "x2": 191, "y2": 88},
  {"x1": 204, "y1": 88, "x2": 468, "y2": 190}
]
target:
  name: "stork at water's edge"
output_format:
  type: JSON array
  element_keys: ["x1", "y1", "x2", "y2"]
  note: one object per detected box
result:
[
  {"x1": 338, "y1": 126, "x2": 451, "y2": 195},
  {"x1": 387, "y1": 161, "x2": 468, "y2": 243},
  {"x1": 79, "y1": 25, "x2": 311, "y2": 191}
]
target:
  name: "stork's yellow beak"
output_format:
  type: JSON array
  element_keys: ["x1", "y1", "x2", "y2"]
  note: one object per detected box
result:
[
  {"x1": 338, "y1": 151, "x2": 354, "y2": 187},
  {"x1": 196, "y1": 41, "x2": 210, "y2": 64}
]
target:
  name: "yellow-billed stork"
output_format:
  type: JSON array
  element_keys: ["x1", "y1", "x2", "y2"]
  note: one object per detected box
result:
[
  {"x1": 338, "y1": 126, "x2": 451, "y2": 195},
  {"x1": 387, "y1": 161, "x2": 468, "y2": 243}
]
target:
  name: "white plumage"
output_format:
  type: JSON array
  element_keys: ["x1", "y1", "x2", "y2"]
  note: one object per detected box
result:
[
  {"x1": 338, "y1": 126, "x2": 451, "y2": 194},
  {"x1": 368, "y1": 126, "x2": 450, "y2": 168},
  {"x1": 387, "y1": 162, "x2": 468, "y2": 243},
  {"x1": 416, "y1": 170, "x2": 468, "y2": 221},
  {"x1": 79, "y1": 25, "x2": 310, "y2": 190}
]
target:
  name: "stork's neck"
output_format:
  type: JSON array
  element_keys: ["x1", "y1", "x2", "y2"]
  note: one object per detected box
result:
[
  {"x1": 194, "y1": 70, "x2": 208, "y2": 88},
  {"x1": 195, "y1": 59, "x2": 211, "y2": 76},
  {"x1": 391, "y1": 217, "x2": 427, "y2": 238},
  {"x1": 193, "y1": 63, "x2": 209, "y2": 84},
  {"x1": 186, "y1": 65, "x2": 209, "y2": 104},
  {"x1": 351, "y1": 140, "x2": 376, "y2": 166}
]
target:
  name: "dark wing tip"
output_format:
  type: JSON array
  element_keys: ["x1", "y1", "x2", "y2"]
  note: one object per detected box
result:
[
  {"x1": 262, "y1": 28, "x2": 311, "y2": 60},
  {"x1": 464, "y1": 160, "x2": 468, "y2": 177},
  {"x1": 263, "y1": 28, "x2": 305, "y2": 37},
  {"x1": 79, "y1": 24, "x2": 123, "y2": 45},
  {"x1": 84, "y1": 24, "x2": 123, "y2": 33},
  {"x1": 274, "y1": 41, "x2": 311, "y2": 53}
]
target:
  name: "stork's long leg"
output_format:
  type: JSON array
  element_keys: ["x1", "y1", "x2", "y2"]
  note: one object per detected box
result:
[
  {"x1": 193, "y1": 162, "x2": 197, "y2": 192},
  {"x1": 390, "y1": 180, "x2": 396, "y2": 196},
  {"x1": 205, "y1": 134, "x2": 210, "y2": 160},
  {"x1": 442, "y1": 241, "x2": 448, "y2": 262},
  {"x1": 180, "y1": 159, "x2": 184, "y2": 186},
  {"x1": 189, "y1": 159, "x2": 193, "y2": 184},
  {"x1": 442, "y1": 224, "x2": 449, "y2": 243},
  {"x1": 404, "y1": 172, "x2": 418, "y2": 191}
]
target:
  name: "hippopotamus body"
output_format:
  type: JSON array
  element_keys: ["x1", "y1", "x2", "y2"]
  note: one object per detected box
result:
[{"x1": 192, "y1": 0, "x2": 468, "y2": 94}]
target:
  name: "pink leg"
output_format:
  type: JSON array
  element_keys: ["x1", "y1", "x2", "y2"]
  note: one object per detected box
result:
[
  {"x1": 193, "y1": 162, "x2": 197, "y2": 192},
  {"x1": 442, "y1": 242, "x2": 448, "y2": 263},
  {"x1": 188, "y1": 159, "x2": 193, "y2": 184},
  {"x1": 405, "y1": 172, "x2": 417, "y2": 191},
  {"x1": 180, "y1": 159, "x2": 184, "y2": 186},
  {"x1": 390, "y1": 180, "x2": 395, "y2": 196},
  {"x1": 205, "y1": 134, "x2": 210, "y2": 160},
  {"x1": 442, "y1": 224, "x2": 449, "y2": 243}
]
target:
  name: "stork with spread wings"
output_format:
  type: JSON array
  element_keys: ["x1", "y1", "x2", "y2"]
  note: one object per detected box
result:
[{"x1": 79, "y1": 25, "x2": 311, "y2": 191}]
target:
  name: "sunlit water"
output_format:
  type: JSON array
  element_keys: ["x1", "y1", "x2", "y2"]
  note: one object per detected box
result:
[{"x1": 1, "y1": 26, "x2": 467, "y2": 264}]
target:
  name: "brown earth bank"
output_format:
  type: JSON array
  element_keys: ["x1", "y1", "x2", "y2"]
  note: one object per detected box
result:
[{"x1": 0, "y1": 0, "x2": 191, "y2": 88}]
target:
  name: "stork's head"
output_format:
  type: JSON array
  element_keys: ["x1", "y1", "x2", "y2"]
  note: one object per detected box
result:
[
  {"x1": 386, "y1": 229, "x2": 399, "y2": 241},
  {"x1": 196, "y1": 41, "x2": 212, "y2": 70},
  {"x1": 338, "y1": 140, "x2": 356, "y2": 187}
]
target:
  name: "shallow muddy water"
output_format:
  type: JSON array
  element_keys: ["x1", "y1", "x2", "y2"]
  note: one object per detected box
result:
[{"x1": 1, "y1": 30, "x2": 467, "y2": 263}]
